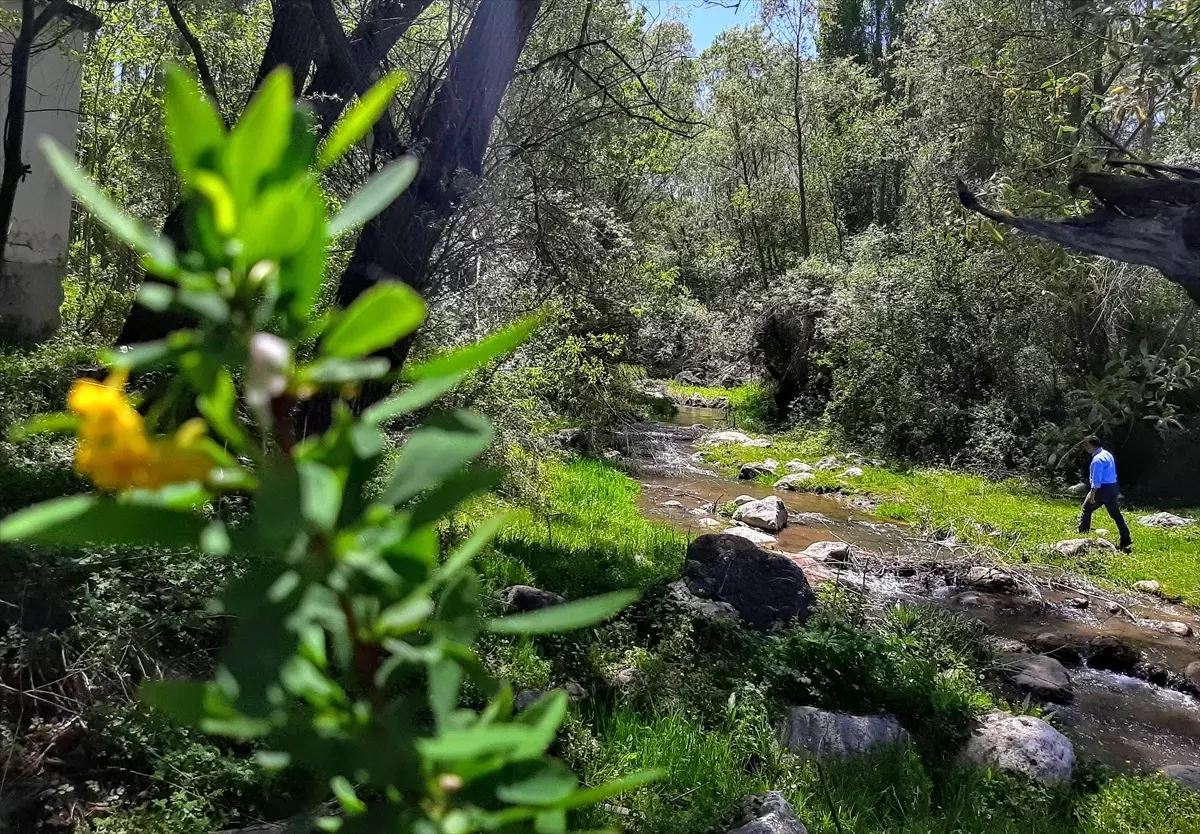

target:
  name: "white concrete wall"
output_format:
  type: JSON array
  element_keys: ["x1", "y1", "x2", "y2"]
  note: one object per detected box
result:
[{"x1": 0, "y1": 7, "x2": 89, "y2": 341}]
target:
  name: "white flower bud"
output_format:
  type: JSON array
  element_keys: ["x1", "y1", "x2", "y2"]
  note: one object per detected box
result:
[{"x1": 246, "y1": 332, "x2": 291, "y2": 423}]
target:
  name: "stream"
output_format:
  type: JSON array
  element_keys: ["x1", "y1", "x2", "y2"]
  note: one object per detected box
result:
[{"x1": 608, "y1": 407, "x2": 1200, "y2": 775}]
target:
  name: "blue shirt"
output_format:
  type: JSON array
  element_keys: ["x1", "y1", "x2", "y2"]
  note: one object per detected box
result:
[{"x1": 1089, "y1": 448, "x2": 1118, "y2": 488}]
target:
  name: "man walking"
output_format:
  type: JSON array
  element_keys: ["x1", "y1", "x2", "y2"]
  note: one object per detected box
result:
[{"x1": 1078, "y1": 435, "x2": 1132, "y2": 552}]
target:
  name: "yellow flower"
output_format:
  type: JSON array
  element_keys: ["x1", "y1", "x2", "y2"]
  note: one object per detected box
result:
[{"x1": 68, "y1": 372, "x2": 215, "y2": 492}]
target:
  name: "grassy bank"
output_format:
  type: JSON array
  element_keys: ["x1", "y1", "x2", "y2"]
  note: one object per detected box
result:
[
  {"x1": 474, "y1": 458, "x2": 1200, "y2": 834},
  {"x1": 665, "y1": 380, "x2": 773, "y2": 431},
  {"x1": 697, "y1": 427, "x2": 1200, "y2": 605}
]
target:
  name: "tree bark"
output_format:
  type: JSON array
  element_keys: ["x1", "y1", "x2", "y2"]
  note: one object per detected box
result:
[
  {"x1": 252, "y1": 0, "x2": 322, "y2": 91},
  {"x1": 336, "y1": 0, "x2": 543, "y2": 327}
]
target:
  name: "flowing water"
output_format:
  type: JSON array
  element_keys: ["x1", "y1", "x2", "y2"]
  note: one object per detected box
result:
[{"x1": 617, "y1": 412, "x2": 1200, "y2": 773}]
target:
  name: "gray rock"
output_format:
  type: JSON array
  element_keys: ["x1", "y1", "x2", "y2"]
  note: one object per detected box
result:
[
  {"x1": 816, "y1": 456, "x2": 841, "y2": 471},
  {"x1": 1054, "y1": 538, "x2": 1116, "y2": 557},
  {"x1": 740, "y1": 459, "x2": 779, "y2": 479},
  {"x1": 727, "y1": 792, "x2": 807, "y2": 834},
  {"x1": 733, "y1": 496, "x2": 788, "y2": 533},
  {"x1": 697, "y1": 517, "x2": 722, "y2": 528},
  {"x1": 1066, "y1": 597, "x2": 1089, "y2": 609},
  {"x1": 664, "y1": 580, "x2": 741, "y2": 622},
  {"x1": 964, "y1": 565, "x2": 1021, "y2": 594},
  {"x1": 701, "y1": 430, "x2": 753, "y2": 447},
  {"x1": 1066, "y1": 483, "x2": 1090, "y2": 497},
  {"x1": 564, "y1": 681, "x2": 586, "y2": 699},
  {"x1": 779, "y1": 706, "x2": 910, "y2": 758},
  {"x1": 1162, "y1": 765, "x2": 1200, "y2": 791},
  {"x1": 785, "y1": 460, "x2": 814, "y2": 473},
  {"x1": 743, "y1": 439, "x2": 774, "y2": 448},
  {"x1": 959, "y1": 712, "x2": 1075, "y2": 784},
  {"x1": 1003, "y1": 655, "x2": 1073, "y2": 703},
  {"x1": 1138, "y1": 512, "x2": 1194, "y2": 529},
  {"x1": 1133, "y1": 579, "x2": 1163, "y2": 595},
  {"x1": 774, "y1": 472, "x2": 816, "y2": 491},
  {"x1": 682, "y1": 534, "x2": 815, "y2": 630},
  {"x1": 801, "y1": 540, "x2": 853, "y2": 564},
  {"x1": 987, "y1": 637, "x2": 1031, "y2": 655},
  {"x1": 602, "y1": 449, "x2": 622, "y2": 462},
  {"x1": 549, "y1": 427, "x2": 586, "y2": 450},
  {"x1": 1146, "y1": 619, "x2": 1193, "y2": 638},
  {"x1": 514, "y1": 690, "x2": 543, "y2": 712},
  {"x1": 1088, "y1": 636, "x2": 1141, "y2": 673},
  {"x1": 842, "y1": 466, "x2": 864, "y2": 478},
  {"x1": 503, "y1": 585, "x2": 565, "y2": 612},
  {"x1": 733, "y1": 495, "x2": 757, "y2": 506},
  {"x1": 1028, "y1": 632, "x2": 1083, "y2": 664},
  {"x1": 660, "y1": 500, "x2": 685, "y2": 509},
  {"x1": 1184, "y1": 661, "x2": 1200, "y2": 691},
  {"x1": 725, "y1": 525, "x2": 779, "y2": 546}
]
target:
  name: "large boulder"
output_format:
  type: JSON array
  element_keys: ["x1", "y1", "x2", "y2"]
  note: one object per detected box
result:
[
  {"x1": 775, "y1": 473, "x2": 816, "y2": 491},
  {"x1": 741, "y1": 459, "x2": 780, "y2": 479},
  {"x1": 1002, "y1": 655, "x2": 1073, "y2": 703},
  {"x1": 682, "y1": 534, "x2": 815, "y2": 630},
  {"x1": 724, "y1": 525, "x2": 780, "y2": 546},
  {"x1": 1184, "y1": 661, "x2": 1200, "y2": 692},
  {"x1": 1162, "y1": 765, "x2": 1200, "y2": 792},
  {"x1": 503, "y1": 585, "x2": 565, "y2": 612},
  {"x1": 1138, "y1": 512, "x2": 1194, "y2": 529},
  {"x1": 779, "y1": 707, "x2": 910, "y2": 758},
  {"x1": 734, "y1": 496, "x2": 789, "y2": 532},
  {"x1": 800, "y1": 541, "x2": 853, "y2": 564},
  {"x1": 1088, "y1": 636, "x2": 1141, "y2": 673},
  {"x1": 785, "y1": 460, "x2": 813, "y2": 473},
  {"x1": 963, "y1": 566, "x2": 1021, "y2": 595},
  {"x1": 727, "y1": 792, "x2": 808, "y2": 834},
  {"x1": 664, "y1": 580, "x2": 740, "y2": 623},
  {"x1": 959, "y1": 712, "x2": 1075, "y2": 784}
]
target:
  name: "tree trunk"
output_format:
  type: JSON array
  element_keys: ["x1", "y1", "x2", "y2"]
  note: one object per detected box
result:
[
  {"x1": 790, "y1": 36, "x2": 809, "y2": 259},
  {"x1": 336, "y1": 0, "x2": 543, "y2": 327},
  {"x1": 253, "y1": 0, "x2": 321, "y2": 91}
]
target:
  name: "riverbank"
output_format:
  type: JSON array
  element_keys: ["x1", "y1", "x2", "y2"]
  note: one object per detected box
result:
[{"x1": 473, "y1": 457, "x2": 1200, "y2": 834}]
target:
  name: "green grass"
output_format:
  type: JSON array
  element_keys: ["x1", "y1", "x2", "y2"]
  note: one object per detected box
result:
[
  {"x1": 698, "y1": 430, "x2": 1200, "y2": 604},
  {"x1": 477, "y1": 458, "x2": 687, "y2": 598},
  {"x1": 665, "y1": 380, "x2": 773, "y2": 430}
]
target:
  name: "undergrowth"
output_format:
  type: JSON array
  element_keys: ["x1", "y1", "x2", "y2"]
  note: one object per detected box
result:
[{"x1": 666, "y1": 380, "x2": 773, "y2": 431}]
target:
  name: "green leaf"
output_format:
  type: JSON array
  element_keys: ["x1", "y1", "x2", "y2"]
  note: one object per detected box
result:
[
  {"x1": 380, "y1": 411, "x2": 494, "y2": 506},
  {"x1": 163, "y1": 67, "x2": 226, "y2": 176},
  {"x1": 318, "y1": 70, "x2": 407, "y2": 171},
  {"x1": 225, "y1": 68, "x2": 293, "y2": 199},
  {"x1": 497, "y1": 760, "x2": 579, "y2": 805},
  {"x1": 240, "y1": 177, "x2": 322, "y2": 265},
  {"x1": 298, "y1": 461, "x2": 342, "y2": 532},
  {"x1": 137, "y1": 282, "x2": 174, "y2": 311},
  {"x1": 362, "y1": 373, "x2": 468, "y2": 425},
  {"x1": 303, "y1": 357, "x2": 391, "y2": 385},
  {"x1": 404, "y1": 315, "x2": 542, "y2": 381},
  {"x1": 377, "y1": 595, "x2": 434, "y2": 637},
  {"x1": 41, "y1": 138, "x2": 177, "y2": 271},
  {"x1": 103, "y1": 340, "x2": 173, "y2": 371},
  {"x1": 428, "y1": 657, "x2": 463, "y2": 729},
  {"x1": 419, "y1": 724, "x2": 532, "y2": 762},
  {"x1": 487, "y1": 590, "x2": 638, "y2": 636},
  {"x1": 435, "y1": 513, "x2": 509, "y2": 584},
  {"x1": 276, "y1": 179, "x2": 329, "y2": 318},
  {"x1": 191, "y1": 171, "x2": 237, "y2": 235},
  {"x1": 0, "y1": 495, "x2": 208, "y2": 549},
  {"x1": 330, "y1": 776, "x2": 367, "y2": 816},
  {"x1": 322, "y1": 282, "x2": 427, "y2": 359},
  {"x1": 7, "y1": 411, "x2": 77, "y2": 442},
  {"x1": 556, "y1": 770, "x2": 663, "y2": 810},
  {"x1": 328, "y1": 156, "x2": 419, "y2": 238},
  {"x1": 197, "y1": 369, "x2": 250, "y2": 452},
  {"x1": 409, "y1": 467, "x2": 503, "y2": 531},
  {"x1": 140, "y1": 679, "x2": 271, "y2": 739}
]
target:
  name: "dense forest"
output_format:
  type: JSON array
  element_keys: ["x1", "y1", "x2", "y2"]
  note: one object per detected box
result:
[{"x1": 4, "y1": 0, "x2": 1200, "y2": 832}]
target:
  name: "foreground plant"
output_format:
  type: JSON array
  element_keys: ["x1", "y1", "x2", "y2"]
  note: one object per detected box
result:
[{"x1": 1, "y1": 67, "x2": 653, "y2": 832}]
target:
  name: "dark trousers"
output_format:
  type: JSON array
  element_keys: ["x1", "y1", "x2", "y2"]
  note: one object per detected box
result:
[{"x1": 1078, "y1": 483, "x2": 1131, "y2": 547}]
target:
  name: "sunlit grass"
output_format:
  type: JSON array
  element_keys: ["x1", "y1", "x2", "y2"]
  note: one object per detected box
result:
[{"x1": 665, "y1": 380, "x2": 773, "y2": 430}]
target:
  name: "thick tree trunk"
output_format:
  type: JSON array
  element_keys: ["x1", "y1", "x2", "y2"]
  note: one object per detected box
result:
[
  {"x1": 253, "y1": 0, "x2": 322, "y2": 91},
  {"x1": 337, "y1": 0, "x2": 543, "y2": 325}
]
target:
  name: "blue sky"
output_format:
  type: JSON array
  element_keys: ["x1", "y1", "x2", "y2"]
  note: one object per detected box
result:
[{"x1": 645, "y1": 0, "x2": 759, "y2": 53}]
